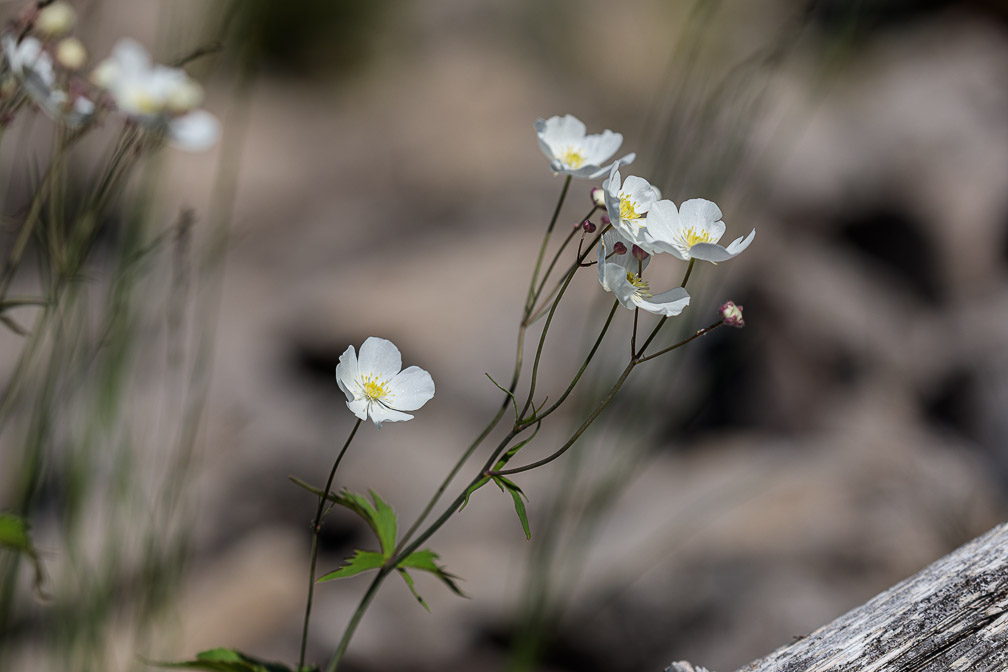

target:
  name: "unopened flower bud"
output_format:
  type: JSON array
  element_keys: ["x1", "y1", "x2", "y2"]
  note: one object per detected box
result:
[
  {"x1": 631, "y1": 245, "x2": 649, "y2": 261},
  {"x1": 720, "y1": 301, "x2": 744, "y2": 328},
  {"x1": 582, "y1": 219, "x2": 596, "y2": 233},
  {"x1": 600, "y1": 215, "x2": 610, "y2": 226},
  {"x1": 35, "y1": 1, "x2": 76, "y2": 37},
  {"x1": 590, "y1": 187, "x2": 605, "y2": 208},
  {"x1": 612, "y1": 241, "x2": 627, "y2": 255},
  {"x1": 55, "y1": 37, "x2": 86, "y2": 70}
]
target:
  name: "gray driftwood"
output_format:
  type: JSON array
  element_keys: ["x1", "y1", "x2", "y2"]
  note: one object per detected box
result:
[{"x1": 668, "y1": 522, "x2": 1008, "y2": 672}]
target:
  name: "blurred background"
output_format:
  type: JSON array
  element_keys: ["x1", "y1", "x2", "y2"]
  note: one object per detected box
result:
[{"x1": 2, "y1": 0, "x2": 1008, "y2": 670}]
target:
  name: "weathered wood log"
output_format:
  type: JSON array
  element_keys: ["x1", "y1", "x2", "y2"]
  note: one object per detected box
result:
[{"x1": 667, "y1": 522, "x2": 1008, "y2": 672}]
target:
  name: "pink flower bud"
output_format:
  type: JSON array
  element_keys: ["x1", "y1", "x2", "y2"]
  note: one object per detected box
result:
[
  {"x1": 631, "y1": 245, "x2": 649, "y2": 262},
  {"x1": 590, "y1": 187, "x2": 605, "y2": 208},
  {"x1": 582, "y1": 219, "x2": 596, "y2": 233},
  {"x1": 600, "y1": 215, "x2": 611, "y2": 225},
  {"x1": 720, "y1": 301, "x2": 744, "y2": 328},
  {"x1": 612, "y1": 241, "x2": 627, "y2": 255}
]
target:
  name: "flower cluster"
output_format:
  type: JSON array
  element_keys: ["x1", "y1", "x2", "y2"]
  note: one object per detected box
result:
[
  {"x1": 0, "y1": 1, "x2": 219, "y2": 150},
  {"x1": 536, "y1": 114, "x2": 755, "y2": 316}
]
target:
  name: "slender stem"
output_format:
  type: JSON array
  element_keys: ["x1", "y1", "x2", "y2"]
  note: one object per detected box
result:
[
  {"x1": 680, "y1": 258, "x2": 696, "y2": 288},
  {"x1": 497, "y1": 363, "x2": 636, "y2": 477},
  {"x1": 325, "y1": 569, "x2": 387, "y2": 672},
  {"x1": 634, "y1": 258, "x2": 699, "y2": 358},
  {"x1": 520, "y1": 299, "x2": 618, "y2": 427},
  {"x1": 528, "y1": 206, "x2": 596, "y2": 315},
  {"x1": 634, "y1": 320, "x2": 725, "y2": 364},
  {"x1": 519, "y1": 229, "x2": 605, "y2": 420},
  {"x1": 525, "y1": 175, "x2": 571, "y2": 312},
  {"x1": 299, "y1": 418, "x2": 362, "y2": 671}
]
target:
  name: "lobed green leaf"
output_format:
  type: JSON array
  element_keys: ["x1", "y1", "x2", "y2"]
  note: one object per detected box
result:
[
  {"x1": 398, "y1": 549, "x2": 466, "y2": 598},
  {"x1": 460, "y1": 475, "x2": 491, "y2": 510},
  {"x1": 147, "y1": 647, "x2": 305, "y2": 672},
  {"x1": 397, "y1": 568, "x2": 430, "y2": 612},
  {"x1": 317, "y1": 549, "x2": 385, "y2": 582}
]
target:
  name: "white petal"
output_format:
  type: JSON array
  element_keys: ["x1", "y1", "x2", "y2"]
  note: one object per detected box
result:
[
  {"x1": 346, "y1": 397, "x2": 369, "y2": 422},
  {"x1": 640, "y1": 200, "x2": 688, "y2": 259},
  {"x1": 169, "y1": 109, "x2": 220, "y2": 151},
  {"x1": 111, "y1": 38, "x2": 152, "y2": 75},
  {"x1": 578, "y1": 130, "x2": 622, "y2": 165},
  {"x1": 387, "y1": 365, "x2": 434, "y2": 412},
  {"x1": 368, "y1": 403, "x2": 413, "y2": 427},
  {"x1": 583, "y1": 152, "x2": 635, "y2": 179},
  {"x1": 686, "y1": 242, "x2": 737, "y2": 262},
  {"x1": 357, "y1": 337, "x2": 402, "y2": 380},
  {"x1": 633, "y1": 287, "x2": 690, "y2": 316},
  {"x1": 335, "y1": 345, "x2": 359, "y2": 402},
  {"x1": 538, "y1": 114, "x2": 587, "y2": 148},
  {"x1": 678, "y1": 198, "x2": 724, "y2": 242},
  {"x1": 602, "y1": 262, "x2": 638, "y2": 308},
  {"x1": 725, "y1": 229, "x2": 756, "y2": 255},
  {"x1": 620, "y1": 176, "x2": 659, "y2": 213}
]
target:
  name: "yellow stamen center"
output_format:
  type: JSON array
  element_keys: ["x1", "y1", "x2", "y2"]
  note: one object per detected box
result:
[
  {"x1": 683, "y1": 226, "x2": 715, "y2": 248},
  {"x1": 619, "y1": 194, "x2": 641, "y2": 224},
  {"x1": 560, "y1": 146, "x2": 586, "y2": 168},
  {"x1": 361, "y1": 374, "x2": 391, "y2": 401},
  {"x1": 626, "y1": 271, "x2": 652, "y2": 298}
]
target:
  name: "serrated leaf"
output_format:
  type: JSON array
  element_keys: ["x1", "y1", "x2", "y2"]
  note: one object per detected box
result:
[
  {"x1": 0, "y1": 513, "x2": 46, "y2": 597},
  {"x1": 317, "y1": 549, "x2": 385, "y2": 582},
  {"x1": 508, "y1": 488, "x2": 531, "y2": 540},
  {"x1": 288, "y1": 476, "x2": 338, "y2": 503},
  {"x1": 334, "y1": 490, "x2": 397, "y2": 559},
  {"x1": 398, "y1": 549, "x2": 467, "y2": 598},
  {"x1": 460, "y1": 475, "x2": 491, "y2": 511},
  {"x1": 147, "y1": 647, "x2": 297, "y2": 672},
  {"x1": 397, "y1": 568, "x2": 429, "y2": 612}
]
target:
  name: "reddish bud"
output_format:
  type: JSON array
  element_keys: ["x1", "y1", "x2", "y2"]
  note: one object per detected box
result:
[
  {"x1": 631, "y1": 245, "x2": 649, "y2": 261},
  {"x1": 720, "y1": 301, "x2": 744, "y2": 328},
  {"x1": 582, "y1": 219, "x2": 596, "y2": 233},
  {"x1": 600, "y1": 215, "x2": 611, "y2": 225},
  {"x1": 612, "y1": 241, "x2": 627, "y2": 255}
]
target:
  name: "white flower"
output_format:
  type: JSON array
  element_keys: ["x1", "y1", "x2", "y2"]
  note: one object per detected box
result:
[
  {"x1": 601, "y1": 163, "x2": 662, "y2": 251},
  {"x1": 535, "y1": 114, "x2": 635, "y2": 179},
  {"x1": 641, "y1": 198, "x2": 755, "y2": 262},
  {"x1": 335, "y1": 337, "x2": 435, "y2": 428},
  {"x1": 35, "y1": 1, "x2": 76, "y2": 38},
  {"x1": 91, "y1": 39, "x2": 220, "y2": 151},
  {"x1": 2, "y1": 34, "x2": 94, "y2": 126},
  {"x1": 597, "y1": 230, "x2": 690, "y2": 316}
]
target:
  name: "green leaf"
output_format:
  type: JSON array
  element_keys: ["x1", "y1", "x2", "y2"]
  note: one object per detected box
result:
[
  {"x1": 317, "y1": 549, "x2": 384, "y2": 582},
  {"x1": 493, "y1": 422, "x2": 541, "y2": 472},
  {"x1": 333, "y1": 489, "x2": 397, "y2": 559},
  {"x1": 398, "y1": 549, "x2": 467, "y2": 598},
  {"x1": 508, "y1": 488, "x2": 531, "y2": 540},
  {"x1": 147, "y1": 647, "x2": 302, "y2": 672},
  {"x1": 485, "y1": 372, "x2": 519, "y2": 422},
  {"x1": 460, "y1": 475, "x2": 491, "y2": 511},
  {"x1": 289, "y1": 480, "x2": 399, "y2": 560},
  {"x1": 397, "y1": 568, "x2": 429, "y2": 612},
  {"x1": 0, "y1": 513, "x2": 45, "y2": 597},
  {"x1": 489, "y1": 478, "x2": 531, "y2": 540},
  {"x1": 288, "y1": 476, "x2": 338, "y2": 503}
]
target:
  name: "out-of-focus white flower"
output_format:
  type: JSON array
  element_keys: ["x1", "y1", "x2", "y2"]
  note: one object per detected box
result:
[
  {"x1": 335, "y1": 337, "x2": 435, "y2": 428},
  {"x1": 55, "y1": 37, "x2": 86, "y2": 70},
  {"x1": 641, "y1": 198, "x2": 755, "y2": 262},
  {"x1": 91, "y1": 38, "x2": 219, "y2": 151},
  {"x1": 2, "y1": 34, "x2": 94, "y2": 126},
  {"x1": 535, "y1": 114, "x2": 634, "y2": 179},
  {"x1": 602, "y1": 163, "x2": 661, "y2": 252},
  {"x1": 597, "y1": 230, "x2": 690, "y2": 316},
  {"x1": 35, "y1": 1, "x2": 76, "y2": 38}
]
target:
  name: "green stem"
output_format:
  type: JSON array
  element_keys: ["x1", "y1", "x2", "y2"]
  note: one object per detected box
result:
[
  {"x1": 528, "y1": 206, "x2": 596, "y2": 315},
  {"x1": 519, "y1": 300, "x2": 618, "y2": 427},
  {"x1": 634, "y1": 320, "x2": 724, "y2": 364},
  {"x1": 525, "y1": 175, "x2": 571, "y2": 313},
  {"x1": 299, "y1": 418, "x2": 362, "y2": 671}
]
